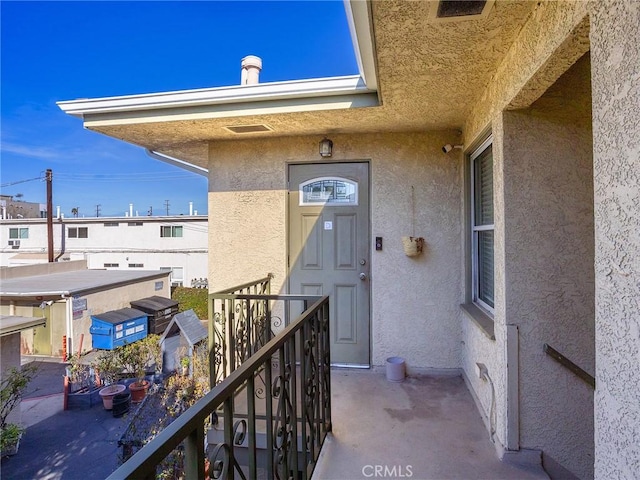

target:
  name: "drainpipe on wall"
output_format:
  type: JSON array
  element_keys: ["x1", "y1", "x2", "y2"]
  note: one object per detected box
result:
[
  {"x1": 506, "y1": 324, "x2": 520, "y2": 450},
  {"x1": 54, "y1": 217, "x2": 66, "y2": 262},
  {"x1": 62, "y1": 294, "x2": 73, "y2": 356}
]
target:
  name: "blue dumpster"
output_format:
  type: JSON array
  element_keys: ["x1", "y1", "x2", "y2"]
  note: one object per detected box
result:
[{"x1": 90, "y1": 308, "x2": 148, "y2": 350}]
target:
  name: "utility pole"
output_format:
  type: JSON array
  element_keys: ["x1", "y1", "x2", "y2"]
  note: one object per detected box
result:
[
  {"x1": 95, "y1": 204, "x2": 101, "y2": 217},
  {"x1": 148, "y1": 206, "x2": 153, "y2": 216},
  {"x1": 164, "y1": 200, "x2": 170, "y2": 216},
  {"x1": 46, "y1": 169, "x2": 53, "y2": 262}
]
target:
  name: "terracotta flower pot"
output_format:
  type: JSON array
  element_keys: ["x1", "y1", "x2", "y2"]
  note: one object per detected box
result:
[
  {"x1": 99, "y1": 384, "x2": 126, "y2": 410},
  {"x1": 129, "y1": 380, "x2": 150, "y2": 403}
]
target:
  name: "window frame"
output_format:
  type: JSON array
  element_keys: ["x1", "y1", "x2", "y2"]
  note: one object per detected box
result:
[
  {"x1": 68, "y1": 227, "x2": 88, "y2": 238},
  {"x1": 9, "y1": 228, "x2": 28, "y2": 239},
  {"x1": 160, "y1": 225, "x2": 183, "y2": 238},
  {"x1": 470, "y1": 135, "x2": 495, "y2": 315}
]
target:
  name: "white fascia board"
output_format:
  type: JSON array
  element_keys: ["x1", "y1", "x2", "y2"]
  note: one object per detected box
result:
[
  {"x1": 57, "y1": 75, "x2": 375, "y2": 118},
  {"x1": 344, "y1": 0, "x2": 378, "y2": 91}
]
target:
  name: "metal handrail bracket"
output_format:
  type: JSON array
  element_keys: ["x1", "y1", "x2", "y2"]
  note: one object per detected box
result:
[{"x1": 543, "y1": 343, "x2": 595, "y2": 389}]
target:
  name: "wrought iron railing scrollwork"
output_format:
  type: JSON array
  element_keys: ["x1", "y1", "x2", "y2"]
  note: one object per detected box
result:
[
  {"x1": 107, "y1": 284, "x2": 331, "y2": 480},
  {"x1": 209, "y1": 275, "x2": 273, "y2": 387}
]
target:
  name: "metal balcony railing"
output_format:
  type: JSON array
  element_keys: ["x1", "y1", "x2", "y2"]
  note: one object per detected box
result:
[{"x1": 106, "y1": 277, "x2": 331, "y2": 480}]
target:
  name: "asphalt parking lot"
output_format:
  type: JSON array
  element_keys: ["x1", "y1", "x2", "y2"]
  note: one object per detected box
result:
[{"x1": 1, "y1": 358, "x2": 128, "y2": 480}]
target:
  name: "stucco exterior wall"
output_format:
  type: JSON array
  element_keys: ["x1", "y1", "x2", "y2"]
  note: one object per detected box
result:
[
  {"x1": 461, "y1": 317, "x2": 505, "y2": 446},
  {"x1": 71, "y1": 278, "x2": 170, "y2": 352},
  {"x1": 590, "y1": 1, "x2": 640, "y2": 478},
  {"x1": 462, "y1": 116, "x2": 509, "y2": 453},
  {"x1": 4, "y1": 276, "x2": 170, "y2": 356},
  {"x1": 502, "y1": 53, "x2": 594, "y2": 479},
  {"x1": 208, "y1": 132, "x2": 463, "y2": 370},
  {"x1": 464, "y1": 0, "x2": 590, "y2": 146}
]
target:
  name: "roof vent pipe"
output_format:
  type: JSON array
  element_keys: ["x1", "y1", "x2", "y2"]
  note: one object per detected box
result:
[
  {"x1": 129, "y1": 203, "x2": 133, "y2": 217},
  {"x1": 241, "y1": 55, "x2": 262, "y2": 85},
  {"x1": 189, "y1": 202, "x2": 193, "y2": 216}
]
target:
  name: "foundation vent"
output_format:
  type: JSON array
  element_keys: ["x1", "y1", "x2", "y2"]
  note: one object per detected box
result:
[{"x1": 224, "y1": 124, "x2": 273, "y2": 134}]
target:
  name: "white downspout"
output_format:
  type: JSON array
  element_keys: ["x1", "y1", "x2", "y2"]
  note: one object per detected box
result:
[{"x1": 63, "y1": 295, "x2": 73, "y2": 355}]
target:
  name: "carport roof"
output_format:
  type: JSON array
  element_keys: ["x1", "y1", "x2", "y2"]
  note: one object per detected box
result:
[
  {"x1": 0, "y1": 269, "x2": 170, "y2": 298},
  {"x1": 0, "y1": 315, "x2": 47, "y2": 336}
]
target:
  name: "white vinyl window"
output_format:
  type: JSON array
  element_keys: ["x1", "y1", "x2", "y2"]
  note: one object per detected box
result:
[
  {"x1": 68, "y1": 227, "x2": 88, "y2": 238},
  {"x1": 9, "y1": 228, "x2": 28, "y2": 239},
  {"x1": 471, "y1": 137, "x2": 494, "y2": 313},
  {"x1": 160, "y1": 266, "x2": 184, "y2": 286},
  {"x1": 160, "y1": 225, "x2": 183, "y2": 237}
]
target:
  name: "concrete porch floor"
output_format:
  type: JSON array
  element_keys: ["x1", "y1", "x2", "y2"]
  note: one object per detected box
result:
[{"x1": 312, "y1": 370, "x2": 548, "y2": 480}]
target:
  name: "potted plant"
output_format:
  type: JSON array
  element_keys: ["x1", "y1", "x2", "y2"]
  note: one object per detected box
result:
[
  {"x1": 143, "y1": 334, "x2": 163, "y2": 377},
  {"x1": 180, "y1": 356, "x2": 190, "y2": 376},
  {"x1": 92, "y1": 350, "x2": 122, "y2": 387},
  {"x1": 90, "y1": 350, "x2": 125, "y2": 410},
  {"x1": 1, "y1": 363, "x2": 37, "y2": 457},
  {"x1": 119, "y1": 341, "x2": 151, "y2": 403}
]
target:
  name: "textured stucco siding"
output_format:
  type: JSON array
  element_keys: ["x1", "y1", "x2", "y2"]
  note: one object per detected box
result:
[
  {"x1": 590, "y1": 1, "x2": 640, "y2": 478},
  {"x1": 208, "y1": 132, "x2": 463, "y2": 370},
  {"x1": 73, "y1": 280, "x2": 171, "y2": 351},
  {"x1": 461, "y1": 316, "x2": 505, "y2": 447},
  {"x1": 502, "y1": 53, "x2": 595, "y2": 479},
  {"x1": 464, "y1": 0, "x2": 590, "y2": 146}
]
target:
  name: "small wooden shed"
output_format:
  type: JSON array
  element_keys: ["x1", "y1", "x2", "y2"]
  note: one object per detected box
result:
[{"x1": 158, "y1": 309, "x2": 207, "y2": 375}]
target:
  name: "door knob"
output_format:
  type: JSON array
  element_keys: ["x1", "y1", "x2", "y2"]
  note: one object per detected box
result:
[{"x1": 359, "y1": 273, "x2": 367, "y2": 280}]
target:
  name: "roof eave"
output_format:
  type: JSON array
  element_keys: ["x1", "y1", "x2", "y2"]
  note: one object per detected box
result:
[{"x1": 57, "y1": 75, "x2": 377, "y2": 119}]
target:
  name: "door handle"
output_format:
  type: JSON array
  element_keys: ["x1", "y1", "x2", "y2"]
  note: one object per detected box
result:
[{"x1": 359, "y1": 273, "x2": 367, "y2": 281}]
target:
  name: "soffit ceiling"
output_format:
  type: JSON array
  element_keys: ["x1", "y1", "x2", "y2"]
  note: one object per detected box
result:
[{"x1": 85, "y1": 0, "x2": 535, "y2": 168}]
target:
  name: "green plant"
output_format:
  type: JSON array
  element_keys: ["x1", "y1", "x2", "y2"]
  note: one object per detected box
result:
[
  {"x1": 117, "y1": 335, "x2": 162, "y2": 385},
  {"x1": 141, "y1": 335, "x2": 163, "y2": 373},
  {"x1": 1, "y1": 363, "x2": 38, "y2": 453},
  {"x1": 171, "y1": 287, "x2": 208, "y2": 319},
  {"x1": 117, "y1": 342, "x2": 148, "y2": 385},
  {"x1": 92, "y1": 350, "x2": 122, "y2": 386},
  {"x1": 180, "y1": 356, "x2": 190, "y2": 368},
  {"x1": 0, "y1": 423, "x2": 24, "y2": 452}
]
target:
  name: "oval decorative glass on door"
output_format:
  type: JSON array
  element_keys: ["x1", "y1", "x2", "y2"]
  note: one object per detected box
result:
[{"x1": 299, "y1": 177, "x2": 358, "y2": 206}]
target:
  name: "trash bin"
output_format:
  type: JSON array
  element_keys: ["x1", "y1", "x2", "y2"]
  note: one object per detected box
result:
[
  {"x1": 90, "y1": 308, "x2": 148, "y2": 350},
  {"x1": 386, "y1": 356, "x2": 406, "y2": 382},
  {"x1": 112, "y1": 392, "x2": 131, "y2": 418}
]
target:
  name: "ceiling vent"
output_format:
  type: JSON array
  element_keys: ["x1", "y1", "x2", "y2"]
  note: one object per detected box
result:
[
  {"x1": 224, "y1": 124, "x2": 273, "y2": 134},
  {"x1": 429, "y1": 0, "x2": 494, "y2": 22}
]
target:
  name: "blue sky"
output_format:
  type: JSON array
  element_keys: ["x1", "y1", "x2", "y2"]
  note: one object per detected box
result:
[{"x1": 0, "y1": 1, "x2": 357, "y2": 217}]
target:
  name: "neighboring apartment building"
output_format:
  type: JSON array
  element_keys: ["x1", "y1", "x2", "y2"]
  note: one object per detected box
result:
[
  {"x1": 0, "y1": 214, "x2": 208, "y2": 288},
  {"x1": 0, "y1": 195, "x2": 46, "y2": 219}
]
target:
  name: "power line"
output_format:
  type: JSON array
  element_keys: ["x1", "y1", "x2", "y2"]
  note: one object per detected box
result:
[{"x1": 0, "y1": 175, "x2": 43, "y2": 188}]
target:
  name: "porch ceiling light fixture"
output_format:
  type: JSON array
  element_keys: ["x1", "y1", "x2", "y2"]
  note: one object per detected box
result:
[{"x1": 319, "y1": 137, "x2": 333, "y2": 158}]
